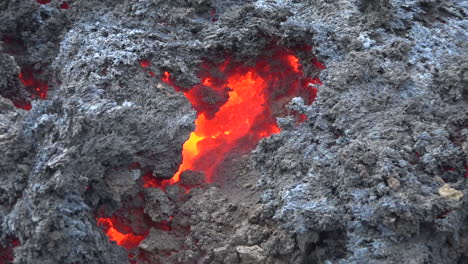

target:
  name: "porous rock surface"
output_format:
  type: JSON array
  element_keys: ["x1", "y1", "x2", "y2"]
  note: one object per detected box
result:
[{"x1": 1, "y1": 0, "x2": 467, "y2": 264}]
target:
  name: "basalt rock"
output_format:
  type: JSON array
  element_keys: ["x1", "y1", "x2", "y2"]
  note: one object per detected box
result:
[
  {"x1": 180, "y1": 170, "x2": 206, "y2": 187},
  {"x1": 0, "y1": 0, "x2": 467, "y2": 264}
]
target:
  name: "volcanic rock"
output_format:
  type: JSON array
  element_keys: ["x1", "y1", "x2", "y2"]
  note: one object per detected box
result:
[
  {"x1": 143, "y1": 188, "x2": 174, "y2": 223},
  {"x1": 212, "y1": 246, "x2": 229, "y2": 261},
  {"x1": 179, "y1": 170, "x2": 206, "y2": 187},
  {"x1": 165, "y1": 184, "x2": 185, "y2": 202},
  {"x1": 185, "y1": 85, "x2": 231, "y2": 119},
  {"x1": 139, "y1": 228, "x2": 182, "y2": 252},
  {"x1": 104, "y1": 169, "x2": 140, "y2": 202},
  {"x1": 235, "y1": 245, "x2": 266, "y2": 263},
  {"x1": 0, "y1": 0, "x2": 467, "y2": 264},
  {"x1": 439, "y1": 184, "x2": 464, "y2": 201}
]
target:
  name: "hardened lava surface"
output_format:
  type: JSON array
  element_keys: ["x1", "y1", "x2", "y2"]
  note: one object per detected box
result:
[{"x1": 1, "y1": 0, "x2": 467, "y2": 264}]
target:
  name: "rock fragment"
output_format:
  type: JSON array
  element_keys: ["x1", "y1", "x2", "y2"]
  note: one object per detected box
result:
[
  {"x1": 236, "y1": 245, "x2": 266, "y2": 263},
  {"x1": 139, "y1": 228, "x2": 182, "y2": 252},
  {"x1": 213, "y1": 246, "x2": 229, "y2": 261},
  {"x1": 166, "y1": 184, "x2": 185, "y2": 202},
  {"x1": 439, "y1": 184, "x2": 463, "y2": 201},
  {"x1": 180, "y1": 170, "x2": 206, "y2": 187},
  {"x1": 104, "y1": 169, "x2": 139, "y2": 202},
  {"x1": 143, "y1": 188, "x2": 173, "y2": 222},
  {"x1": 387, "y1": 177, "x2": 400, "y2": 189}
]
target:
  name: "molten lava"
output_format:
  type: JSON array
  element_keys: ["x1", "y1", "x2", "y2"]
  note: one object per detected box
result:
[
  {"x1": 8, "y1": 69, "x2": 48, "y2": 111},
  {"x1": 18, "y1": 69, "x2": 48, "y2": 100},
  {"x1": 139, "y1": 60, "x2": 150, "y2": 68},
  {"x1": 166, "y1": 49, "x2": 321, "y2": 182},
  {"x1": 98, "y1": 48, "x2": 323, "y2": 253},
  {"x1": 97, "y1": 218, "x2": 146, "y2": 250}
]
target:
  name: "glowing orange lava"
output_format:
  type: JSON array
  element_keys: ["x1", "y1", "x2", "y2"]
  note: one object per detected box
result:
[
  {"x1": 98, "y1": 48, "x2": 324, "y2": 252},
  {"x1": 97, "y1": 218, "x2": 145, "y2": 250},
  {"x1": 165, "y1": 49, "x2": 322, "y2": 183},
  {"x1": 171, "y1": 71, "x2": 278, "y2": 182}
]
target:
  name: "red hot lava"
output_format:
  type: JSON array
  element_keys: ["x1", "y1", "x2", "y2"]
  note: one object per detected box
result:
[
  {"x1": 167, "y1": 49, "x2": 321, "y2": 183},
  {"x1": 59, "y1": 2, "x2": 70, "y2": 9},
  {"x1": 10, "y1": 69, "x2": 49, "y2": 110},
  {"x1": 139, "y1": 60, "x2": 151, "y2": 68},
  {"x1": 18, "y1": 69, "x2": 48, "y2": 100},
  {"x1": 98, "y1": 48, "x2": 324, "y2": 252},
  {"x1": 97, "y1": 218, "x2": 146, "y2": 250}
]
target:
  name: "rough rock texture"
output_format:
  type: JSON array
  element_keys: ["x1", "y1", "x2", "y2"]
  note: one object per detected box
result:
[
  {"x1": 139, "y1": 228, "x2": 183, "y2": 252},
  {"x1": 144, "y1": 188, "x2": 174, "y2": 223},
  {"x1": 180, "y1": 170, "x2": 206, "y2": 187},
  {"x1": 1, "y1": 0, "x2": 467, "y2": 264},
  {"x1": 0, "y1": 50, "x2": 23, "y2": 104}
]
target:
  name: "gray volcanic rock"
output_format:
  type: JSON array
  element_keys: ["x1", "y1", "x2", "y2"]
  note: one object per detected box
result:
[
  {"x1": 236, "y1": 245, "x2": 266, "y2": 263},
  {"x1": 180, "y1": 170, "x2": 206, "y2": 187},
  {"x1": 0, "y1": 49, "x2": 23, "y2": 103},
  {"x1": 139, "y1": 228, "x2": 182, "y2": 252},
  {"x1": 0, "y1": 0, "x2": 467, "y2": 264},
  {"x1": 143, "y1": 188, "x2": 174, "y2": 223}
]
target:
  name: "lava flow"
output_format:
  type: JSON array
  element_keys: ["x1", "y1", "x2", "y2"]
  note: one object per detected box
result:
[
  {"x1": 97, "y1": 48, "x2": 323, "y2": 252},
  {"x1": 97, "y1": 218, "x2": 146, "y2": 250},
  {"x1": 166, "y1": 49, "x2": 322, "y2": 183}
]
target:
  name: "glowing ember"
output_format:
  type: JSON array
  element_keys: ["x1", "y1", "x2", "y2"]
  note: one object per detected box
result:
[
  {"x1": 59, "y1": 2, "x2": 69, "y2": 9},
  {"x1": 12, "y1": 100, "x2": 32, "y2": 111},
  {"x1": 8, "y1": 69, "x2": 48, "y2": 111},
  {"x1": 142, "y1": 171, "x2": 170, "y2": 189},
  {"x1": 313, "y1": 59, "x2": 326, "y2": 70},
  {"x1": 97, "y1": 218, "x2": 145, "y2": 250},
  {"x1": 18, "y1": 69, "x2": 48, "y2": 100},
  {"x1": 165, "y1": 49, "x2": 322, "y2": 183},
  {"x1": 36, "y1": 0, "x2": 52, "y2": 4},
  {"x1": 0, "y1": 237, "x2": 20, "y2": 264},
  {"x1": 139, "y1": 60, "x2": 150, "y2": 68},
  {"x1": 162, "y1": 71, "x2": 170, "y2": 82}
]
